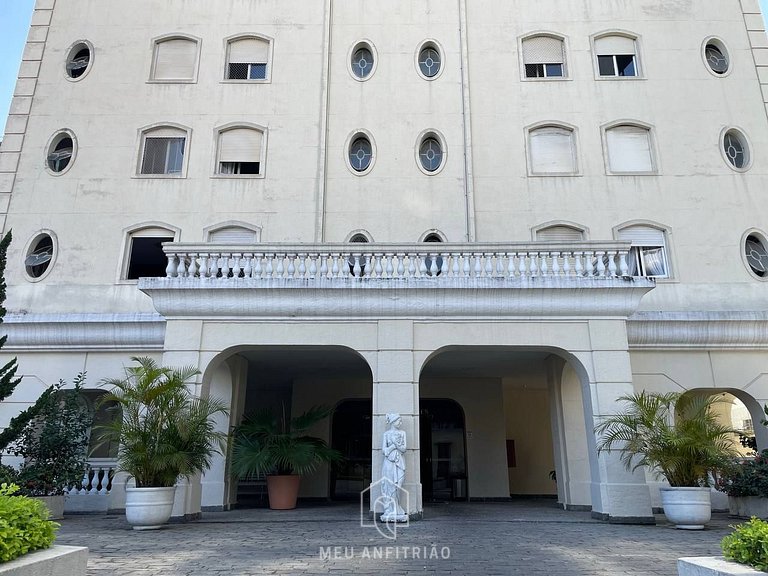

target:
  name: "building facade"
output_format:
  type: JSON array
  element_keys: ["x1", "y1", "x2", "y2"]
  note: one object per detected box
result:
[{"x1": 1, "y1": 0, "x2": 767, "y2": 521}]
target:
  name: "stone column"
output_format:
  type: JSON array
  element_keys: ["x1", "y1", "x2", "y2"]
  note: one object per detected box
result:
[
  {"x1": 577, "y1": 320, "x2": 654, "y2": 524},
  {"x1": 370, "y1": 320, "x2": 422, "y2": 518}
]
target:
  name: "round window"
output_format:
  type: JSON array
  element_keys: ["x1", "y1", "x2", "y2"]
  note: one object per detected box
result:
[
  {"x1": 418, "y1": 45, "x2": 442, "y2": 78},
  {"x1": 745, "y1": 234, "x2": 768, "y2": 278},
  {"x1": 66, "y1": 42, "x2": 93, "y2": 80},
  {"x1": 46, "y1": 131, "x2": 75, "y2": 174},
  {"x1": 25, "y1": 233, "x2": 55, "y2": 280},
  {"x1": 349, "y1": 136, "x2": 373, "y2": 173},
  {"x1": 703, "y1": 39, "x2": 729, "y2": 76},
  {"x1": 419, "y1": 136, "x2": 444, "y2": 173},
  {"x1": 351, "y1": 45, "x2": 374, "y2": 79},
  {"x1": 722, "y1": 129, "x2": 750, "y2": 170}
]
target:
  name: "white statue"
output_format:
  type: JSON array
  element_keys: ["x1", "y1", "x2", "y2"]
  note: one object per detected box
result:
[{"x1": 380, "y1": 413, "x2": 407, "y2": 522}]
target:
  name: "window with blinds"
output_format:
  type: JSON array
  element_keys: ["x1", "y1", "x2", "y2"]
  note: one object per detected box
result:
[
  {"x1": 617, "y1": 225, "x2": 669, "y2": 278},
  {"x1": 528, "y1": 126, "x2": 577, "y2": 174},
  {"x1": 216, "y1": 127, "x2": 264, "y2": 175},
  {"x1": 140, "y1": 127, "x2": 187, "y2": 176},
  {"x1": 535, "y1": 225, "x2": 585, "y2": 242},
  {"x1": 208, "y1": 226, "x2": 260, "y2": 244},
  {"x1": 522, "y1": 36, "x2": 565, "y2": 78},
  {"x1": 594, "y1": 35, "x2": 638, "y2": 77},
  {"x1": 605, "y1": 125, "x2": 654, "y2": 173},
  {"x1": 152, "y1": 37, "x2": 199, "y2": 81},
  {"x1": 226, "y1": 37, "x2": 270, "y2": 80}
]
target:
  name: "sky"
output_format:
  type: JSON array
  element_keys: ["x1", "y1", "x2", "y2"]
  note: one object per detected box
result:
[{"x1": 1, "y1": 1, "x2": 768, "y2": 135}]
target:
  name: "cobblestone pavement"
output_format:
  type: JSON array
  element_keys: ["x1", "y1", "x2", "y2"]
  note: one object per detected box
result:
[{"x1": 57, "y1": 501, "x2": 734, "y2": 575}]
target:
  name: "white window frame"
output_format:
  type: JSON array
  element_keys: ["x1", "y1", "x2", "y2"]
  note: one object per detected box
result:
[
  {"x1": 720, "y1": 126, "x2": 752, "y2": 173},
  {"x1": 415, "y1": 129, "x2": 448, "y2": 175},
  {"x1": 223, "y1": 34, "x2": 273, "y2": 83},
  {"x1": 148, "y1": 34, "x2": 201, "y2": 84},
  {"x1": 415, "y1": 39, "x2": 445, "y2": 81},
  {"x1": 525, "y1": 122, "x2": 580, "y2": 177},
  {"x1": 602, "y1": 121, "x2": 658, "y2": 175},
  {"x1": 135, "y1": 123, "x2": 191, "y2": 178},
  {"x1": 345, "y1": 129, "x2": 377, "y2": 176},
  {"x1": 591, "y1": 31, "x2": 643, "y2": 80},
  {"x1": 614, "y1": 222, "x2": 673, "y2": 280},
  {"x1": 212, "y1": 123, "x2": 268, "y2": 179},
  {"x1": 701, "y1": 37, "x2": 732, "y2": 78},
  {"x1": 64, "y1": 40, "x2": 95, "y2": 82},
  {"x1": 741, "y1": 228, "x2": 768, "y2": 282},
  {"x1": 348, "y1": 40, "x2": 378, "y2": 82},
  {"x1": 518, "y1": 32, "x2": 569, "y2": 82},
  {"x1": 45, "y1": 129, "x2": 78, "y2": 177},
  {"x1": 23, "y1": 229, "x2": 58, "y2": 283},
  {"x1": 118, "y1": 222, "x2": 180, "y2": 283}
]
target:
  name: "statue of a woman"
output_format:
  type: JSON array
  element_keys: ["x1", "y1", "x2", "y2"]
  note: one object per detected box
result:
[{"x1": 380, "y1": 413, "x2": 406, "y2": 522}]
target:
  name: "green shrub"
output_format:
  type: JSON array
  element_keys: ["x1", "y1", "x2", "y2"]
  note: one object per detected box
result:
[
  {"x1": 0, "y1": 483, "x2": 58, "y2": 563},
  {"x1": 0, "y1": 464, "x2": 17, "y2": 486},
  {"x1": 721, "y1": 517, "x2": 768, "y2": 572}
]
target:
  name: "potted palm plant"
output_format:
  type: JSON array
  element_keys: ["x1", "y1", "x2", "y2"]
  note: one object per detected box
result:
[
  {"x1": 97, "y1": 356, "x2": 228, "y2": 529},
  {"x1": 230, "y1": 405, "x2": 342, "y2": 510},
  {"x1": 596, "y1": 391, "x2": 739, "y2": 529}
]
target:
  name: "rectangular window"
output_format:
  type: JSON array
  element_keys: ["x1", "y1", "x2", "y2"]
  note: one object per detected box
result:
[
  {"x1": 525, "y1": 63, "x2": 563, "y2": 78},
  {"x1": 522, "y1": 36, "x2": 566, "y2": 79},
  {"x1": 127, "y1": 236, "x2": 174, "y2": 279},
  {"x1": 219, "y1": 161, "x2": 260, "y2": 175},
  {"x1": 141, "y1": 137, "x2": 185, "y2": 175},
  {"x1": 226, "y1": 37, "x2": 270, "y2": 81},
  {"x1": 628, "y1": 246, "x2": 668, "y2": 278},
  {"x1": 595, "y1": 35, "x2": 638, "y2": 77},
  {"x1": 227, "y1": 62, "x2": 267, "y2": 80}
]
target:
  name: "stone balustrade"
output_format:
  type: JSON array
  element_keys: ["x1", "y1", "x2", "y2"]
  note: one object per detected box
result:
[
  {"x1": 161, "y1": 242, "x2": 637, "y2": 281},
  {"x1": 64, "y1": 460, "x2": 117, "y2": 514}
]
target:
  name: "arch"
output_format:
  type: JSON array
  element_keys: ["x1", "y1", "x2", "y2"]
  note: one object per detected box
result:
[
  {"x1": 119, "y1": 221, "x2": 180, "y2": 281},
  {"x1": 149, "y1": 33, "x2": 201, "y2": 82},
  {"x1": 203, "y1": 221, "x2": 262, "y2": 243},
  {"x1": 345, "y1": 229, "x2": 374, "y2": 243},
  {"x1": 519, "y1": 31, "x2": 568, "y2": 80},
  {"x1": 136, "y1": 123, "x2": 191, "y2": 177},
  {"x1": 532, "y1": 220, "x2": 589, "y2": 241},
  {"x1": 417, "y1": 229, "x2": 448, "y2": 243},
  {"x1": 601, "y1": 120, "x2": 657, "y2": 174},
  {"x1": 213, "y1": 122, "x2": 267, "y2": 177},
  {"x1": 591, "y1": 30, "x2": 642, "y2": 78},
  {"x1": 525, "y1": 121, "x2": 580, "y2": 176},
  {"x1": 224, "y1": 33, "x2": 273, "y2": 82}
]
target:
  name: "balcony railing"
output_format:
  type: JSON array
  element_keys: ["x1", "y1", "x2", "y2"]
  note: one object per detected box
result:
[{"x1": 160, "y1": 242, "x2": 637, "y2": 281}]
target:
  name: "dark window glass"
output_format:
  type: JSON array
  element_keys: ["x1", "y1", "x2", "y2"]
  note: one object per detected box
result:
[
  {"x1": 525, "y1": 64, "x2": 544, "y2": 78},
  {"x1": 545, "y1": 63, "x2": 563, "y2": 77},
  {"x1": 127, "y1": 236, "x2": 174, "y2": 279},
  {"x1": 616, "y1": 55, "x2": 636, "y2": 76},
  {"x1": 597, "y1": 55, "x2": 616, "y2": 76}
]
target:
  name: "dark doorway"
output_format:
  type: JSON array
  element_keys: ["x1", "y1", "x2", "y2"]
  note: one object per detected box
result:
[
  {"x1": 420, "y1": 399, "x2": 467, "y2": 502},
  {"x1": 331, "y1": 399, "x2": 372, "y2": 499}
]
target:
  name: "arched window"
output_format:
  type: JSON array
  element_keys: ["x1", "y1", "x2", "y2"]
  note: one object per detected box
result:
[
  {"x1": 522, "y1": 35, "x2": 566, "y2": 78},
  {"x1": 225, "y1": 36, "x2": 271, "y2": 81},
  {"x1": 527, "y1": 125, "x2": 577, "y2": 175},
  {"x1": 206, "y1": 223, "x2": 261, "y2": 244},
  {"x1": 215, "y1": 126, "x2": 266, "y2": 176},
  {"x1": 616, "y1": 224, "x2": 670, "y2": 278},
  {"x1": 138, "y1": 125, "x2": 189, "y2": 176},
  {"x1": 150, "y1": 36, "x2": 200, "y2": 82},
  {"x1": 594, "y1": 33, "x2": 639, "y2": 77},
  {"x1": 604, "y1": 124, "x2": 655, "y2": 174},
  {"x1": 534, "y1": 224, "x2": 586, "y2": 242},
  {"x1": 122, "y1": 224, "x2": 179, "y2": 280}
]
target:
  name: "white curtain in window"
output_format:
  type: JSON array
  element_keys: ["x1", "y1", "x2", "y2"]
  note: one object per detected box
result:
[
  {"x1": 218, "y1": 128, "x2": 263, "y2": 163},
  {"x1": 153, "y1": 38, "x2": 198, "y2": 80},
  {"x1": 228, "y1": 38, "x2": 269, "y2": 64},
  {"x1": 522, "y1": 36, "x2": 564, "y2": 64},
  {"x1": 595, "y1": 35, "x2": 636, "y2": 55},
  {"x1": 529, "y1": 127, "x2": 576, "y2": 174},
  {"x1": 536, "y1": 226, "x2": 584, "y2": 241},
  {"x1": 606, "y1": 126, "x2": 653, "y2": 173}
]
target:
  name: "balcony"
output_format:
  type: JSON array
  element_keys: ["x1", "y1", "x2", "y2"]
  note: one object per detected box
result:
[{"x1": 139, "y1": 242, "x2": 655, "y2": 319}]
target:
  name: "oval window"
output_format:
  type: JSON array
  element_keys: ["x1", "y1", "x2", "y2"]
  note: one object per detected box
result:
[
  {"x1": 722, "y1": 129, "x2": 750, "y2": 170},
  {"x1": 25, "y1": 233, "x2": 55, "y2": 280},
  {"x1": 419, "y1": 136, "x2": 444, "y2": 173},
  {"x1": 349, "y1": 136, "x2": 373, "y2": 173},
  {"x1": 704, "y1": 40, "x2": 729, "y2": 76},
  {"x1": 66, "y1": 42, "x2": 92, "y2": 79},
  {"x1": 745, "y1": 234, "x2": 768, "y2": 278},
  {"x1": 47, "y1": 131, "x2": 75, "y2": 174},
  {"x1": 351, "y1": 45, "x2": 374, "y2": 79},
  {"x1": 418, "y1": 45, "x2": 442, "y2": 78}
]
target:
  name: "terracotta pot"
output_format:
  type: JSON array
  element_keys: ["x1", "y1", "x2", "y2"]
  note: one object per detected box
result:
[{"x1": 266, "y1": 475, "x2": 300, "y2": 510}]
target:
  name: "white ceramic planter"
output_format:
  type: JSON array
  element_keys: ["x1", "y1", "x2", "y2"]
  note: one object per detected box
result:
[
  {"x1": 661, "y1": 487, "x2": 712, "y2": 530},
  {"x1": 125, "y1": 486, "x2": 176, "y2": 530}
]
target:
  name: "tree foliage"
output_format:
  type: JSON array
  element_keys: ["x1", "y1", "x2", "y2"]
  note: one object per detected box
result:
[
  {"x1": 595, "y1": 391, "x2": 740, "y2": 487},
  {"x1": 96, "y1": 356, "x2": 229, "y2": 487}
]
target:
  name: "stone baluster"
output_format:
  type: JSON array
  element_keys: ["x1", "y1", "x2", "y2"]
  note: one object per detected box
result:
[
  {"x1": 574, "y1": 252, "x2": 583, "y2": 276},
  {"x1": 507, "y1": 253, "x2": 516, "y2": 278},
  {"x1": 484, "y1": 253, "x2": 493, "y2": 277},
  {"x1": 253, "y1": 253, "x2": 263, "y2": 279},
  {"x1": 530, "y1": 252, "x2": 539, "y2": 276},
  {"x1": 472, "y1": 253, "x2": 481, "y2": 277},
  {"x1": 188, "y1": 254, "x2": 199, "y2": 278},
  {"x1": 619, "y1": 251, "x2": 629, "y2": 276},
  {"x1": 265, "y1": 254, "x2": 274, "y2": 278},
  {"x1": 585, "y1": 252, "x2": 594, "y2": 276},
  {"x1": 607, "y1": 251, "x2": 617, "y2": 277},
  {"x1": 596, "y1": 251, "x2": 606, "y2": 277},
  {"x1": 461, "y1": 253, "x2": 470, "y2": 277},
  {"x1": 319, "y1": 254, "x2": 328, "y2": 278},
  {"x1": 539, "y1": 252, "x2": 549, "y2": 276},
  {"x1": 296, "y1": 253, "x2": 306, "y2": 278},
  {"x1": 374, "y1": 254, "x2": 383, "y2": 278},
  {"x1": 232, "y1": 253, "x2": 242, "y2": 279},
  {"x1": 551, "y1": 252, "x2": 561, "y2": 276},
  {"x1": 243, "y1": 254, "x2": 253, "y2": 278},
  {"x1": 178, "y1": 254, "x2": 189, "y2": 278},
  {"x1": 276, "y1": 254, "x2": 285, "y2": 278},
  {"x1": 562, "y1": 252, "x2": 571, "y2": 276},
  {"x1": 165, "y1": 254, "x2": 177, "y2": 278},
  {"x1": 384, "y1": 253, "x2": 393, "y2": 278},
  {"x1": 428, "y1": 254, "x2": 438, "y2": 277},
  {"x1": 284, "y1": 254, "x2": 294, "y2": 278},
  {"x1": 208, "y1": 253, "x2": 219, "y2": 278},
  {"x1": 439, "y1": 253, "x2": 448, "y2": 276},
  {"x1": 406, "y1": 254, "x2": 415, "y2": 277},
  {"x1": 352, "y1": 254, "x2": 362, "y2": 277},
  {"x1": 197, "y1": 253, "x2": 209, "y2": 278},
  {"x1": 308, "y1": 254, "x2": 317, "y2": 278},
  {"x1": 363, "y1": 254, "x2": 372, "y2": 278}
]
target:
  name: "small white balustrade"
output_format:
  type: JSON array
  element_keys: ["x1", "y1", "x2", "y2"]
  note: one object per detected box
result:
[{"x1": 64, "y1": 459, "x2": 117, "y2": 514}]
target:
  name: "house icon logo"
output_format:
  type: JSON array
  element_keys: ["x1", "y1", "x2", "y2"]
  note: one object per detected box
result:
[{"x1": 360, "y1": 478, "x2": 410, "y2": 540}]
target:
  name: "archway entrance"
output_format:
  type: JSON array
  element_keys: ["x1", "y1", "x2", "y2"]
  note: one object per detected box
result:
[{"x1": 419, "y1": 346, "x2": 591, "y2": 508}]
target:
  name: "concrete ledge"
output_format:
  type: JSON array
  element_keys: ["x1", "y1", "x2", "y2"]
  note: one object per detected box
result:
[
  {"x1": 678, "y1": 557, "x2": 767, "y2": 575},
  {"x1": 0, "y1": 545, "x2": 88, "y2": 576}
]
